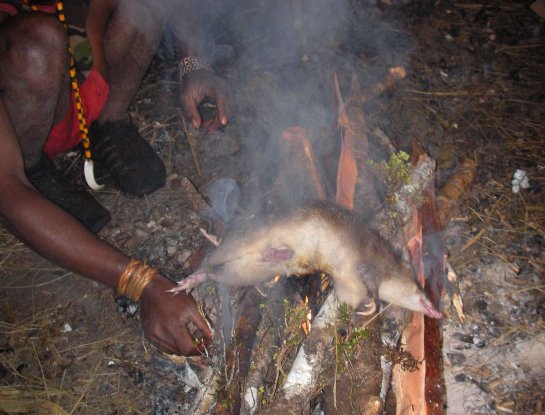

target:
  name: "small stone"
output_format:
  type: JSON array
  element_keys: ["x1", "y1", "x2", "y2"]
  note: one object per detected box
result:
[
  {"x1": 447, "y1": 352, "x2": 466, "y2": 366},
  {"x1": 473, "y1": 336, "x2": 486, "y2": 347},
  {"x1": 135, "y1": 229, "x2": 148, "y2": 238},
  {"x1": 165, "y1": 237, "x2": 178, "y2": 247},
  {"x1": 177, "y1": 250, "x2": 192, "y2": 264},
  {"x1": 453, "y1": 332, "x2": 474, "y2": 344},
  {"x1": 60, "y1": 323, "x2": 73, "y2": 333},
  {"x1": 454, "y1": 373, "x2": 468, "y2": 382}
]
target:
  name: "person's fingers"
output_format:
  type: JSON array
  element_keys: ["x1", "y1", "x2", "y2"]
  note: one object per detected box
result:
[
  {"x1": 173, "y1": 324, "x2": 201, "y2": 356},
  {"x1": 189, "y1": 307, "x2": 213, "y2": 340},
  {"x1": 183, "y1": 95, "x2": 202, "y2": 129},
  {"x1": 214, "y1": 96, "x2": 228, "y2": 127}
]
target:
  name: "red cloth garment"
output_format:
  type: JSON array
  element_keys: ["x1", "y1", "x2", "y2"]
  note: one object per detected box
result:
[
  {"x1": 1, "y1": 0, "x2": 105, "y2": 157},
  {"x1": 43, "y1": 68, "x2": 109, "y2": 158}
]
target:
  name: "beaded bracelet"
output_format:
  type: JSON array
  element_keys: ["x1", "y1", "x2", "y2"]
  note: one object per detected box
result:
[
  {"x1": 179, "y1": 57, "x2": 212, "y2": 78},
  {"x1": 117, "y1": 259, "x2": 157, "y2": 301}
]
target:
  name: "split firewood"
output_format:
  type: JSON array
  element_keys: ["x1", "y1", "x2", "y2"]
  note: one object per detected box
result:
[
  {"x1": 242, "y1": 281, "x2": 288, "y2": 415},
  {"x1": 273, "y1": 126, "x2": 327, "y2": 204},
  {"x1": 333, "y1": 72, "x2": 382, "y2": 216},
  {"x1": 258, "y1": 292, "x2": 338, "y2": 415},
  {"x1": 191, "y1": 368, "x2": 222, "y2": 415},
  {"x1": 392, "y1": 142, "x2": 446, "y2": 415},
  {"x1": 446, "y1": 261, "x2": 466, "y2": 322},
  {"x1": 214, "y1": 287, "x2": 265, "y2": 415},
  {"x1": 333, "y1": 71, "x2": 359, "y2": 210}
]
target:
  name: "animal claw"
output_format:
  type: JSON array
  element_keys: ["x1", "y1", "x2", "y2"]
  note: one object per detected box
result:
[
  {"x1": 357, "y1": 298, "x2": 377, "y2": 316},
  {"x1": 166, "y1": 286, "x2": 187, "y2": 295}
]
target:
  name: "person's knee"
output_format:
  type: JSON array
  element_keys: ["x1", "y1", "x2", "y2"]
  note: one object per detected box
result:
[
  {"x1": 115, "y1": 0, "x2": 166, "y2": 37},
  {"x1": 1, "y1": 14, "x2": 67, "y2": 87}
]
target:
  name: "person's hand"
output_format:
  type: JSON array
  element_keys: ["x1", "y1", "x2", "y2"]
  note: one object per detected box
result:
[
  {"x1": 179, "y1": 69, "x2": 233, "y2": 133},
  {"x1": 139, "y1": 274, "x2": 212, "y2": 356}
]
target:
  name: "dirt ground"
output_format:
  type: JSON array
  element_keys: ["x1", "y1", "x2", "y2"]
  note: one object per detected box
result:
[{"x1": 1, "y1": 1, "x2": 544, "y2": 414}]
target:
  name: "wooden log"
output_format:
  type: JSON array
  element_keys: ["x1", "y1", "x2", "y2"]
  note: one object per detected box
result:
[
  {"x1": 242, "y1": 282, "x2": 287, "y2": 414},
  {"x1": 372, "y1": 153, "x2": 436, "y2": 243},
  {"x1": 392, "y1": 142, "x2": 447, "y2": 415},
  {"x1": 259, "y1": 292, "x2": 338, "y2": 415},
  {"x1": 215, "y1": 288, "x2": 265, "y2": 415}
]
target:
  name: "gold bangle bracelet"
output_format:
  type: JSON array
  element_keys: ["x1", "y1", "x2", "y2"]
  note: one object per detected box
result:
[{"x1": 117, "y1": 259, "x2": 157, "y2": 301}]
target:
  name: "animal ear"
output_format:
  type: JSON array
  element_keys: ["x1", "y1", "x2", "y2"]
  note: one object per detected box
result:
[{"x1": 262, "y1": 246, "x2": 294, "y2": 263}]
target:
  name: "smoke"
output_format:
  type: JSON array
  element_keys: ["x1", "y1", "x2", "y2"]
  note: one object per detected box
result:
[{"x1": 160, "y1": 0, "x2": 413, "y2": 213}]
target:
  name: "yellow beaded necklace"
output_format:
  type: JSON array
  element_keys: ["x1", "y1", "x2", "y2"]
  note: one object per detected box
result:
[{"x1": 26, "y1": 0, "x2": 103, "y2": 189}]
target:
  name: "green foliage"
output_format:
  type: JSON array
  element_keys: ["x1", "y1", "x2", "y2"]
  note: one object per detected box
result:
[
  {"x1": 335, "y1": 303, "x2": 370, "y2": 374},
  {"x1": 337, "y1": 303, "x2": 354, "y2": 324},
  {"x1": 257, "y1": 384, "x2": 267, "y2": 406},
  {"x1": 283, "y1": 299, "x2": 309, "y2": 350},
  {"x1": 368, "y1": 150, "x2": 411, "y2": 200}
]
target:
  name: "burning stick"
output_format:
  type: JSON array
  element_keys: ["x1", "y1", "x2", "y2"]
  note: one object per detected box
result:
[{"x1": 333, "y1": 72, "x2": 358, "y2": 210}]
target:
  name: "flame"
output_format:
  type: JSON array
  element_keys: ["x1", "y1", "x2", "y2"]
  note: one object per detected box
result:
[{"x1": 301, "y1": 309, "x2": 312, "y2": 335}]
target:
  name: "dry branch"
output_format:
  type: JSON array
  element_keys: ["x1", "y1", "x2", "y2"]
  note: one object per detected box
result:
[
  {"x1": 242, "y1": 283, "x2": 287, "y2": 414},
  {"x1": 437, "y1": 158, "x2": 477, "y2": 227},
  {"x1": 362, "y1": 67, "x2": 407, "y2": 104},
  {"x1": 259, "y1": 292, "x2": 337, "y2": 415}
]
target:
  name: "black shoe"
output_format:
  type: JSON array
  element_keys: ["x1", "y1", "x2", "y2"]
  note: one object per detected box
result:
[
  {"x1": 25, "y1": 154, "x2": 111, "y2": 233},
  {"x1": 90, "y1": 121, "x2": 166, "y2": 196}
]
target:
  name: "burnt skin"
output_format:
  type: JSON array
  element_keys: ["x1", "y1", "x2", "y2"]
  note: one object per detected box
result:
[{"x1": 171, "y1": 202, "x2": 442, "y2": 318}]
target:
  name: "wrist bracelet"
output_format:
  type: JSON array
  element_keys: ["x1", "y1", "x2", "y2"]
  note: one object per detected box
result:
[
  {"x1": 179, "y1": 57, "x2": 212, "y2": 78},
  {"x1": 117, "y1": 259, "x2": 157, "y2": 301}
]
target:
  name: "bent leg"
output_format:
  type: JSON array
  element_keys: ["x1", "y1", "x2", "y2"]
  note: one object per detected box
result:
[
  {"x1": 0, "y1": 13, "x2": 69, "y2": 168},
  {"x1": 86, "y1": 0, "x2": 167, "y2": 196},
  {"x1": 96, "y1": 0, "x2": 166, "y2": 123}
]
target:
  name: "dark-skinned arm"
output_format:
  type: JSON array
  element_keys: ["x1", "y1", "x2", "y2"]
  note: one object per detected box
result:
[{"x1": 0, "y1": 97, "x2": 211, "y2": 355}]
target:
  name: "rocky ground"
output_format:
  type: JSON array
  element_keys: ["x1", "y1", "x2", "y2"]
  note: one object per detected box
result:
[{"x1": 1, "y1": 1, "x2": 544, "y2": 414}]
